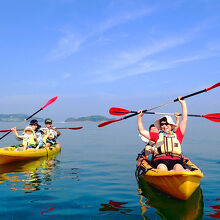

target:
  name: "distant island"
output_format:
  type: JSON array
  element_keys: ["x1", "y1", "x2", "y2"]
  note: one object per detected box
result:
[
  {"x1": 0, "y1": 114, "x2": 43, "y2": 122},
  {"x1": 0, "y1": 114, "x2": 114, "y2": 123},
  {"x1": 65, "y1": 115, "x2": 115, "y2": 122}
]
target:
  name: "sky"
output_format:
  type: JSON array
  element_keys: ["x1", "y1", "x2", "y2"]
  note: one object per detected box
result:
[{"x1": 0, "y1": 0, "x2": 220, "y2": 121}]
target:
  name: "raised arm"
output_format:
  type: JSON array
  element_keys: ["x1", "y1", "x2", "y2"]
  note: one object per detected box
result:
[
  {"x1": 11, "y1": 127, "x2": 23, "y2": 139},
  {"x1": 173, "y1": 112, "x2": 180, "y2": 132},
  {"x1": 137, "y1": 110, "x2": 150, "y2": 139},
  {"x1": 178, "y1": 97, "x2": 188, "y2": 135}
]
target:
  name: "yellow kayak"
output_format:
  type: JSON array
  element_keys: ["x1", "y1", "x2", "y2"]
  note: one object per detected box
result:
[
  {"x1": 136, "y1": 155, "x2": 204, "y2": 200},
  {"x1": 0, "y1": 143, "x2": 61, "y2": 165}
]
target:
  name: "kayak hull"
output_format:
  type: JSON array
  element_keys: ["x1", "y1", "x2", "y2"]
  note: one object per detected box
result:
[
  {"x1": 138, "y1": 179, "x2": 204, "y2": 220},
  {"x1": 0, "y1": 143, "x2": 61, "y2": 165},
  {"x1": 136, "y1": 156, "x2": 204, "y2": 200}
]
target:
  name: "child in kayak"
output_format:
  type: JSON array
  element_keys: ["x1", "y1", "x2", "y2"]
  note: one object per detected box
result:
[
  {"x1": 42, "y1": 118, "x2": 61, "y2": 147},
  {"x1": 138, "y1": 97, "x2": 187, "y2": 171},
  {"x1": 12, "y1": 126, "x2": 38, "y2": 150},
  {"x1": 139, "y1": 124, "x2": 159, "y2": 160}
]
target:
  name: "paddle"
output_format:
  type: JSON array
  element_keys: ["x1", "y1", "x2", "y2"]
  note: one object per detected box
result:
[
  {"x1": 109, "y1": 108, "x2": 220, "y2": 122},
  {"x1": 0, "y1": 96, "x2": 58, "y2": 140},
  {"x1": 56, "y1": 127, "x2": 83, "y2": 130},
  {"x1": 0, "y1": 126, "x2": 83, "y2": 132},
  {"x1": 98, "y1": 82, "x2": 220, "y2": 127}
]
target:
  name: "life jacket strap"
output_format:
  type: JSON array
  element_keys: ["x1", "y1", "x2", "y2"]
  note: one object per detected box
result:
[{"x1": 153, "y1": 153, "x2": 182, "y2": 159}]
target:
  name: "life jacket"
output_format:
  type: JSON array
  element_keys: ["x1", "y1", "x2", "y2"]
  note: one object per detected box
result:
[
  {"x1": 153, "y1": 131, "x2": 182, "y2": 157},
  {"x1": 22, "y1": 133, "x2": 37, "y2": 147},
  {"x1": 43, "y1": 135, "x2": 48, "y2": 145},
  {"x1": 43, "y1": 128, "x2": 57, "y2": 140}
]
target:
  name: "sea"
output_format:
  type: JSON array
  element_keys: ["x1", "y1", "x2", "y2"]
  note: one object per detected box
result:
[{"x1": 0, "y1": 118, "x2": 219, "y2": 220}]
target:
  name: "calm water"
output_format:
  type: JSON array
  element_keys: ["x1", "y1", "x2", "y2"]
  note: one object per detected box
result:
[{"x1": 0, "y1": 118, "x2": 219, "y2": 220}]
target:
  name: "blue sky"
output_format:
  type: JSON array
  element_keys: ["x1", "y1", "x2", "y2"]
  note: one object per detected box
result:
[{"x1": 0, "y1": 0, "x2": 220, "y2": 121}]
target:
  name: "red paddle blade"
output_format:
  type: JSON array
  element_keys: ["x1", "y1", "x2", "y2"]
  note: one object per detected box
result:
[
  {"x1": 203, "y1": 113, "x2": 220, "y2": 122},
  {"x1": 66, "y1": 127, "x2": 83, "y2": 130},
  {"x1": 109, "y1": 107, "x2": 131, "y2": 116},
  {"x1": 0, "y1": 129, "x2": 11, "y2": 132},
  {"x1": 42, "y1": 96, "x2": 58, "y2": 109},
  {"x1": 98, "y1": 118, "x2": 122, "y2": 127},
  {"x1": 206, "y1": 82, "x2": 220, "y2": 91}
]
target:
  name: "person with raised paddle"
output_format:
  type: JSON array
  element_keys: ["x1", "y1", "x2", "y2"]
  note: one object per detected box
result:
[
  {"x1": 139, "y1": 113, "x2": 180, "y2": 161},
  {"x1": 137, "y1": 97, "x2": 187, "y2": 171},
  {"x1": 43, "y1": 118, "x2": 61, "y2": 147}
]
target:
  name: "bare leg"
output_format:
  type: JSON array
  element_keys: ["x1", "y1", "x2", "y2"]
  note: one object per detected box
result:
[
  {"x1": 157, "y1": 163, "x2": 168, "y2": 171},
  {"x1": 173, "y1": 163, "x2": 184, "y2": 171}
]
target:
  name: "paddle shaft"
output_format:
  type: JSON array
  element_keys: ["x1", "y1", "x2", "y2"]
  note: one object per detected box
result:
[
  {"x1": 119, "y1": 85, "x2": 217, "y2": 119},
  {"x1": 143, "y1": 112, "x2": 201, "y2": 117},
  {"x1": 0, "y1": 127, "x2": 83, "y2": 133},
  {"x1": 141, "y1": 112, "x2": 220, "y2": 122}
]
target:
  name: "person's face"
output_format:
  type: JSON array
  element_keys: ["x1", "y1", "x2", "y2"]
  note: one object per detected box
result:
[
  {"x1": 25, "y1": 130, "x2": 32, "y2": 135},
  {"x1": 31, "y1": 124, "x2": 38, "y2": 131},
  {"x1": 45, "y1": 122, "x2": 52, "y2": 128},
  {"x1": 150, "y1": 126, "x2": 159, "y2": 133},
  {"x1": 160, "y1": 120, "x2": 172, "y2": 133}
]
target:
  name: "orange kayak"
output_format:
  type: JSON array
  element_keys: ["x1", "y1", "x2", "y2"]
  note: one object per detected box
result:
[{"x1": 136, "y1": 155, "x2": 204, "y2": 200}]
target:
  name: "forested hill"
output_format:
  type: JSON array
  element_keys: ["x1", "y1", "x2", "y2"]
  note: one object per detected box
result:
[
  {"x1": 0, "y1": 114, "x2": 43, "y2": 122},
  {"x1": 0, "y1": 114, "x2": 113, "y2": 123},
  {"x1": 65, "y1": 115, "x2": 114, "y2": 122}
]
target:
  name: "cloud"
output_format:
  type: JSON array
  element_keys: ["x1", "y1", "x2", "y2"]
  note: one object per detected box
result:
[
  {"x1": 87, "y1": 18, "x2": 220, "y2": 83},
  {"x1": 97, "y1": 7, "x2": 155, "y2": 33},
  {"x1": 172, "y1": 53, "x2": 215, "y2": 64},
  {"x1": 90, "y1": 49, "x2": 216, "y2": 83},
  {"x1": 88, "y1": 36, "x2": 190, "y2": 82},
  {"x1": 47, "y1": 33, "x2": 85, "y2": 61},
  {"x1": 62, "y1": 73, "x2": 72, "y2": 79},
  {"x1": 46, "y1": 5, "x2": 156, "y2": 61}
]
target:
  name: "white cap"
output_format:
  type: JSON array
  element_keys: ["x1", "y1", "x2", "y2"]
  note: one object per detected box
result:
[{"x1": 154, "y1": 115, "x2": 175, "y2": 130}]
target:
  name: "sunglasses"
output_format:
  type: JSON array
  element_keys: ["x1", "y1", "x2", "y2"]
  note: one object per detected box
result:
[{"x1": 160, "y1": 122, "x2": 169, "y2": 126}]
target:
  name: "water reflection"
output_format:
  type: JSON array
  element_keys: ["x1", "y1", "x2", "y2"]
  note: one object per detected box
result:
[
  {"x1": 100, "y1": 200, "x2": 133, "y2": 214},
  {"x1": 0, "y1": 154, "x2": 60, "y2": 192},
  {"x1": 206, "y1": 199, "x2": 220, "y2": 218},
  {"x1": 138, "y1": 177, "x2": 204, "y2": 220}
]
